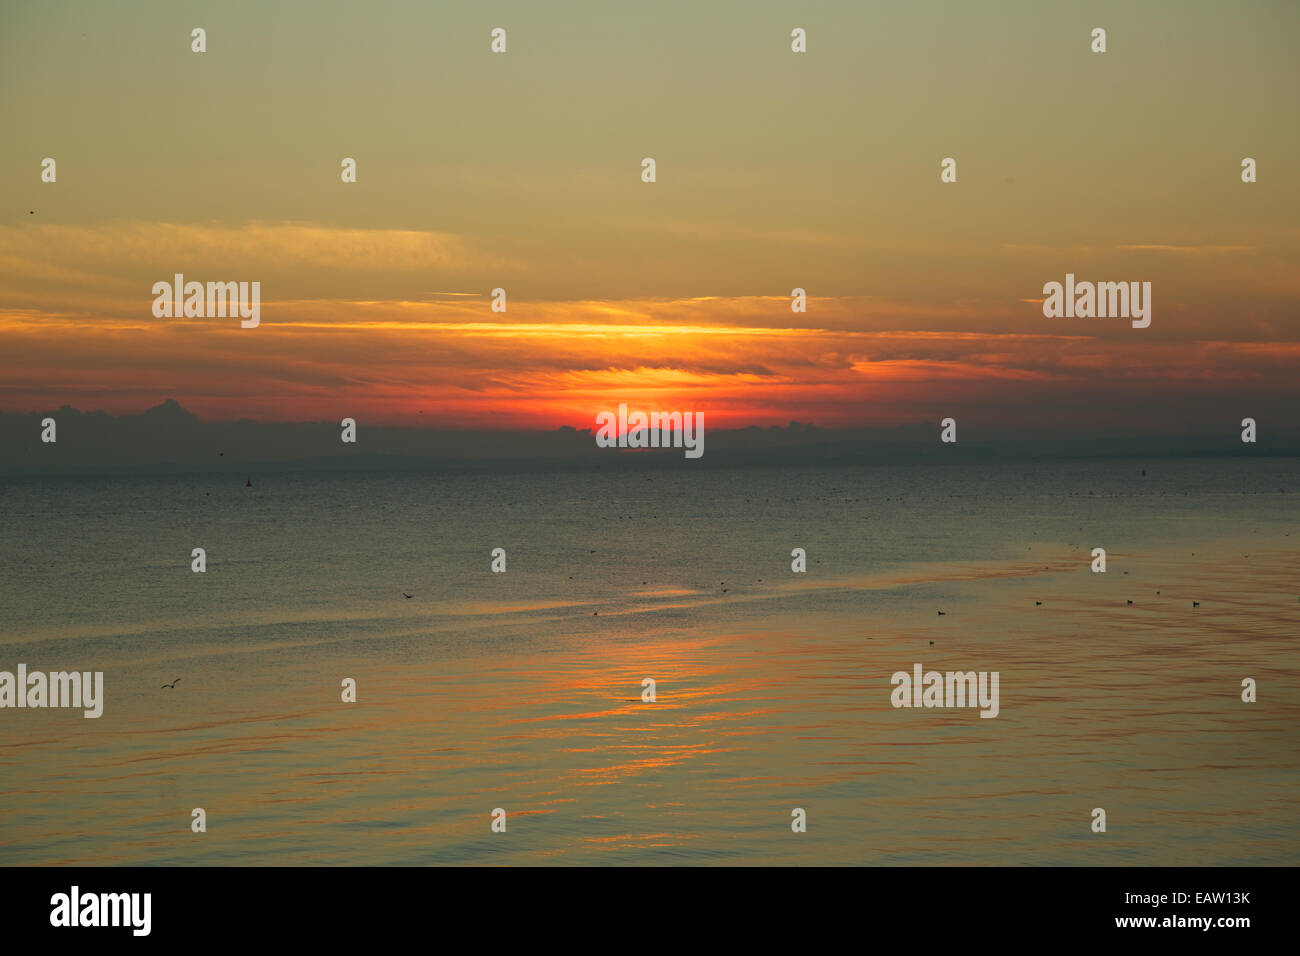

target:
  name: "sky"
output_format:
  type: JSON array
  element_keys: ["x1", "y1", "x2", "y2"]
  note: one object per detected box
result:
[{"x1": 1, "y1": 0, "x2": 1298, "y2": 433}]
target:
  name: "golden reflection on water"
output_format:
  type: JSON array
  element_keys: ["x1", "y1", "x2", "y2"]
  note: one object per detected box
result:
[{"x1": 1, "y1": 540, "x2": 1297, "y2": 865}]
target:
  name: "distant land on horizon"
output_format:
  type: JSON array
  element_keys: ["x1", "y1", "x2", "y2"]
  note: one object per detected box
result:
[{"x1": 1, "y1": 399, "x2": 1296, "y2": 475}]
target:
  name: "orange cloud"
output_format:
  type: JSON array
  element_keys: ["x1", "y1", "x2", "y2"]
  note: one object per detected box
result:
[{"x1": 3, "y1": 297, "x2": 1298, "y2": 430}]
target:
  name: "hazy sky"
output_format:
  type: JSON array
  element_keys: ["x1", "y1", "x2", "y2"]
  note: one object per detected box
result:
[{"x1": 2, "y1": 0, "x2": 1297, "y2": 430}]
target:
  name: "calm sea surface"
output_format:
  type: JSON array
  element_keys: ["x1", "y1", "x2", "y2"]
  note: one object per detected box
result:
[{"x1": 1, "y1": 458, "x2": 1297, "y2": 864}]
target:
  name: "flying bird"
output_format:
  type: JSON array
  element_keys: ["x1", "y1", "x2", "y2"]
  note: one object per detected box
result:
[
  {"x1": 403, "y1": 593, "x2": 413, "y2": 599},
  {"x1": 161, "y1": 678, "x2": 181, "y2": 689}
]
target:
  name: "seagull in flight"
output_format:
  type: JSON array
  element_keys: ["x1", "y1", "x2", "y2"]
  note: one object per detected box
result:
[
  {"x1": 161, "y1": 678, "x2": 181, "y2": 689},
  {"x1": 403, "y1": 593, "x2": 413, "y2": 599}
]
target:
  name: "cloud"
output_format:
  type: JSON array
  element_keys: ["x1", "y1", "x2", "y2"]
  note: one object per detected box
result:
[
  {"x1": 0, "y1": 221, "x2": 485, "y2": 316},
  {"x1": 3, "y1": 296, "x2": 1298, "y2": 428},
  {"x1": 0, "y1": 220, "x2": 466, "y2": 271},
  {"x1": 1116, "y1": 243, "x2": 1256, "y2": 255}
]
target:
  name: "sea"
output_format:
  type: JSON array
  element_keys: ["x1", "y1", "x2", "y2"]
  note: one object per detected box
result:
[{"x1": 1, "y1": 457, "x2": 1297, "y2": 864}]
